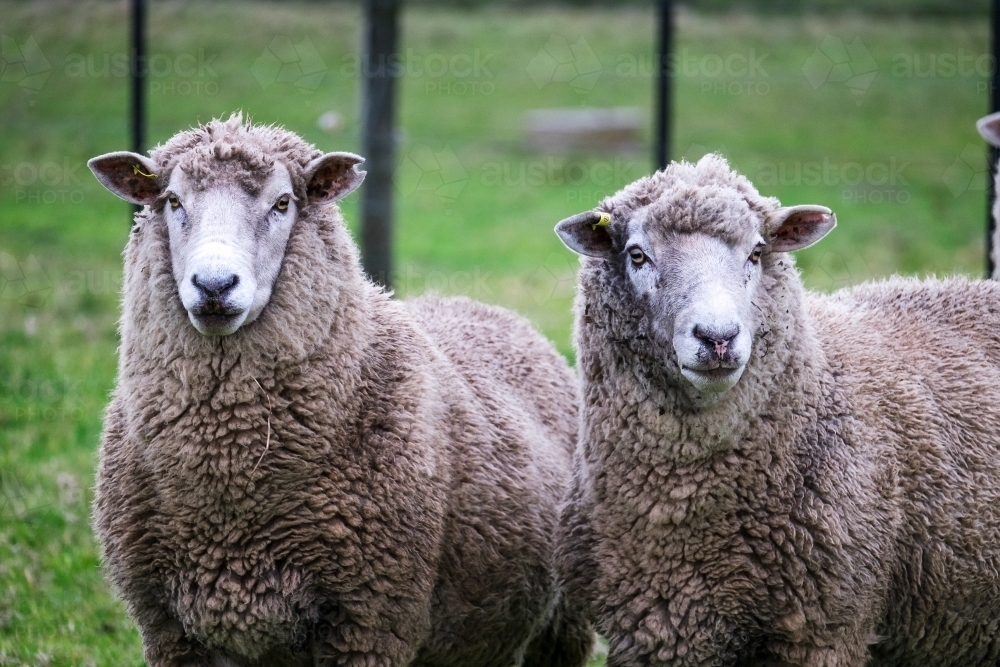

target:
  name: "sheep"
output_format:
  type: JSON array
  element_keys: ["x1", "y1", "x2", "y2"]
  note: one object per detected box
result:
[
  {"x1": 88, "y1": 113, "x2": 593, "y2": 667},
  {"x1": 977, "y1": 110, "x2": 1000, "y2": 278},
  {"x1": 553, "y1": 152, "x2": 1000, "y2": 667}
]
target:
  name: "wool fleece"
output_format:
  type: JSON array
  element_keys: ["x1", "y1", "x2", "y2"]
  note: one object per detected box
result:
[{"x1": 92, "y1": 115, "x2": 592, "y2": 667}]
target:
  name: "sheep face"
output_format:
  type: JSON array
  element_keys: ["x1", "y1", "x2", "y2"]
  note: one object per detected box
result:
[
  {"x1": 155, "y1": 162, "x2": 295, "y2": 335},
  {"x1": 630, "y1": 212, "x2": 760, "y2": 396},
  {"x1": 557, "y1": 180, "x2": 834, "y2": 400},
  {"x1": 89, "y1": 149, "x2": 365, "y2": 336}
]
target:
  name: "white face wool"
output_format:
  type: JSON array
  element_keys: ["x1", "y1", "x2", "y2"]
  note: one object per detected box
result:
[
  {"x1": 165, "y1": 164, "x2": 298, "y2": 336},
  {"x1": 644, "y1": 232, "x2": 758, "y2": 396}
]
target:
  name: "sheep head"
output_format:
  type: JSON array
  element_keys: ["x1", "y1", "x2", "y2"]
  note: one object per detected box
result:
[
  {"x1": 89, "y1": 120, "x2": 365, "y2": 336},
  {"x1": 556, "y1": 154, "x2": 834, "y2": 402}
]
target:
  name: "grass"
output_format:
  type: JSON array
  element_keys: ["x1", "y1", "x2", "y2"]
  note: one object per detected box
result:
[{"x1": 0, "y1": 1, "x2": 993, "y2": 664}]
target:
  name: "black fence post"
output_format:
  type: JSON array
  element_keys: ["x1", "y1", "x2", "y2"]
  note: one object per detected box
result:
[
  {"x1": 654, "y1": 0, "x2": 673, "y2": 172},
  {"x1": 360, "y1": 0, "x2": 399, "y2": 290},
  {"x1": 130, "y1": 0, "x2": 147, "y2": 220},
  {"x1": 989, "y1": 0, "x2": 999, "y2": 277}
]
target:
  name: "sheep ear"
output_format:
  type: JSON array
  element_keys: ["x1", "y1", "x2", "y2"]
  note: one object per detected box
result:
[
  {"x1": 555, "y1": 210, "x2": 615, "y2": 258},
  {"x1": 766, "y1": 205, "x2": 836, "y2": 252},
  {"x1": 88, "y1": 151, "x2": 162, "y2": 205},
  {"x1": 305, "y1": 152, "x2": 366, "y2": 203},
  {"x1": 978, "y1": 112, "x2": 1000, "y2": 148}
]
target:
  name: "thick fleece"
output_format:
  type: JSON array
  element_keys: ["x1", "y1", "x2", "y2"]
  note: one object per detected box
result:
[
  {"x1": 93, "y1": 116, "x2": 592, "y2": 667},
  {"x1": 558, "y1": 155, "x2": 1000, "y2": 666}
]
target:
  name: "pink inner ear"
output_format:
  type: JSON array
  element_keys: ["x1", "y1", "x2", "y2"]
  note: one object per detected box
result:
[
  {"x1": 794, "y1": 212, "x2": 825, "y2": 224},
  {"x1": 777, "y1": 214, "x2": 824, "y2": 238},
  {"x1": 105, "y1": 158, "x2": 159, "y2": 202},
  {"x1": 308, "y1": 162, "x2": 355, "y2": 200},
  {"x1": 128, "y1": 173, "x2": 160, "y2": 201}
]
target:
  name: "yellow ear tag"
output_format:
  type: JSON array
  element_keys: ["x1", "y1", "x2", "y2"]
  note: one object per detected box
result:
[
  {"x1": 133, "y1": 164, "x2": 157, "y2": 178},
  {"x1": 591, "y1": 211, "x2": 611, "y2": 230}
]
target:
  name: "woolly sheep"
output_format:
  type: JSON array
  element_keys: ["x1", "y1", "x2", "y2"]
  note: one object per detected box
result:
[
  {"x1": 553, "y1": 153, "x2": 1000, "y2": 666},
  {"x1": 88, "y1": 114, "x2": 593, "y2": 667},
  {"x1": 977, "y1": 110, "x2": 1000, "y2": 278}
]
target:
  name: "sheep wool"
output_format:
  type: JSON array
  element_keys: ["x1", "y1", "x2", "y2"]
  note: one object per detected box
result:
[
  {"x1": 557, "y1": 153, "x2": 1000, "y2": 667},
  {"x1": 92, "y1": 114, "x2": 592, "y2": 667}
]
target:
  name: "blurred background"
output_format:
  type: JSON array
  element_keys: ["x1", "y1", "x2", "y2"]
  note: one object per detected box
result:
[{"x1": 0, "y1": 0, "x2": 994, "y2": 663}]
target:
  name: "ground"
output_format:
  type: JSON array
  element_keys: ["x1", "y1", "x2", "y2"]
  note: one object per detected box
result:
[{"x1": 0, "y1": 1, "x2": 991, "y2": 664}]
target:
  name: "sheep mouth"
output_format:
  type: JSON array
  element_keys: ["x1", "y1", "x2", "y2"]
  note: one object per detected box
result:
[
  {"x1": 680, "y1": 362, "x2": 745, "y2": 394},
  {"x1": 683, "y1": 362, "x2": 741, "y2": 380},
  {"x1": 193, "y1": 311, "x2": 241, "y2": 327},
  {"x1": 188, "y1": 303, "x2": 247, "y2": 335}
]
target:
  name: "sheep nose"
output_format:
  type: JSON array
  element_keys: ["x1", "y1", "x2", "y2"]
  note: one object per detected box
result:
[
  {"x1": 191, "y1": 273, "x2": 239, "y2": 299},
  {"x1": 693, "y1": 323, "x2": 739, "y2": 356}
]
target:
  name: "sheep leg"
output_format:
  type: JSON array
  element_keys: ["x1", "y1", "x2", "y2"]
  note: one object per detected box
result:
[
  {"x1": 521, "y1": 595, "x2": 595, "y2": 667},
  {"x1": 309, "y1": 626, "x2": 412, "y2": 667},
  {"x1": 765, "y1": 638, "x2": 870, "y2": 667},
  {"x1": 135, "y1": 610, "x2": 211, "y2": 667},
  {"x1": 309, "y1": 592, "x2": 428, "y2": 667},
  {"x1": 602, "y1": 626, "x2": 872, "y2": 667}
]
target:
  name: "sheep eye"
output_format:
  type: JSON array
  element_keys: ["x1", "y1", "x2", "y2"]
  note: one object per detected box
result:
[
  {"x1": 749, "y1": 244, "x2": 764, "y2": 264},
  {"x1": 275, "y1": 195, "x2": 290, "y2": 212},
  {"x1": 167, "y1": 194, "x2": 181, "y2": 210},
  {"x1": 628, "y1": 247, "x2": 647, "y2": 266}
]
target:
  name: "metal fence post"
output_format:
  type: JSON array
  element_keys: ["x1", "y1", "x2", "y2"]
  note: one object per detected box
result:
[
  {"x1": 988, "y1": 0, "x2": 999, "y2": 277},
  {"x1": 130, "y1": 0, "x2": 147, "y2": 221},
  {"x1": 360, "y1": 0, "x2": 399, "y2": 289},
  {"x1": 654, "y1": 0, "x2": 673, "y2": 172}
]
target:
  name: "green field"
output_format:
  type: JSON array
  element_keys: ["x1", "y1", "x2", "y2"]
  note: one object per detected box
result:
[{"x1": 0, "y1": 1, "x2": 993, "y2": 664}]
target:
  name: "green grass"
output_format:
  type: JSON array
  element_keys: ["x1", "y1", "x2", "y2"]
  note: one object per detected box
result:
[{"x1": 0, "y1": 1, "x2": 993, "y2": 663}]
